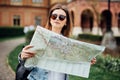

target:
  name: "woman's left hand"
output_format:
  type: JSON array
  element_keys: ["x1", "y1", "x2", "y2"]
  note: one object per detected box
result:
[{"x1": 91, "y1": 58, "x2": 96, "y2": 65}]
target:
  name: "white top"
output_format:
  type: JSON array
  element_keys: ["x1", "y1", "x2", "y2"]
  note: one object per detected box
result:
[{"x1": 48, "y1": 71, "x2": 66, "y2": 80}]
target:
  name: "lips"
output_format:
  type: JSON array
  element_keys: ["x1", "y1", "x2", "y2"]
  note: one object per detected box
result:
[{"x1": 54, "y1": 21, "x2": 60, "y2": 24}]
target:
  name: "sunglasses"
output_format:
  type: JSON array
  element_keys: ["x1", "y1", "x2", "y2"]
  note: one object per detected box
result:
[{"x1": 50, "y1": 14, "x2": 66, "y2": 21}]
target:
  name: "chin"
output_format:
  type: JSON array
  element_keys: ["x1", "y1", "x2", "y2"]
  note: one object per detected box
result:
[{"x1": 53, "y1": 25, "x2": 62, "y2": 28}]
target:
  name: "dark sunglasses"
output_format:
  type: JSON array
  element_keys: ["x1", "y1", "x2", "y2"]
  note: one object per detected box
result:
[{"x1": 51, "y1": 14, "x2": 66, "y2": 21}]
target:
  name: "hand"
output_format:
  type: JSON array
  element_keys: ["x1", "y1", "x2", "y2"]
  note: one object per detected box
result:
[
  {"x1": 91, "y1": 58, "x2": 96, "y2": 65},
  {"x1": 21, "y1": 45, "x2": 35, "y2": 60}
]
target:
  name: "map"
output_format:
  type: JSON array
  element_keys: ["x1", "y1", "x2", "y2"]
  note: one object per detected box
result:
[{"x1": 25, "y1": 26, "x2": 105, "y2": 78}]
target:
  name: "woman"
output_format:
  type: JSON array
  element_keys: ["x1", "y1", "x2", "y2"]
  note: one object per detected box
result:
[{"x1": 19, "y1": 5, "x2": 96, "y2": 80}]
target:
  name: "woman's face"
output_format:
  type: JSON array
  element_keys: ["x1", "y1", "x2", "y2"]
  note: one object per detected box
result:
[{"x1": 50, "y1": 9, "x2": 67, "y2": 29}]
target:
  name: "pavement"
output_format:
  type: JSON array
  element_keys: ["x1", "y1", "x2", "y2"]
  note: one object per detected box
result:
[{"x1": 0, "y1": 37, "x2": 25, "y2": 80}]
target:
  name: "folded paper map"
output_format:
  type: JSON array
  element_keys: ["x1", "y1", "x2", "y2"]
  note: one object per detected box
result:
[{"x1": 25, "y1": 26, "x2": 105, "y2": 78}]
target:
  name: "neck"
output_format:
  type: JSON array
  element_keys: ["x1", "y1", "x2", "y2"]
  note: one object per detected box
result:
[{"x1": 52, "y1": 27, "x2": 62, "y2": 34}]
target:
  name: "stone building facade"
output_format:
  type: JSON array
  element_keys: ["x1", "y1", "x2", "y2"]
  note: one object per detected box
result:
[
  {"x1": 66, "y1": 0, "x2": 120, "y2": 36},
  {"x1": 0, "y1": 0, "x2": 68, "y2": 27},
  {"x1": 0, "y1": 0, "x2": 49, "y2": 27},
  {"x1": 0, "y1": 0, "x2": 120, "y2": 36}
]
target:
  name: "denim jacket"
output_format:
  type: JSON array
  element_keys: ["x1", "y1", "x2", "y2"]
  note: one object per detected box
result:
[
  {"x1": 27, "y1": 67, "x2": 48, "y2": 80},
  {"x1": 27, "y1": 67, "x2": 68, "y2": 80},
  {"x1": 18, "y1": 54, "x2": 68, "y2": 80}
]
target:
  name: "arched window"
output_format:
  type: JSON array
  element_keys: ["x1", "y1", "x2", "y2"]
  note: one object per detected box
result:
[
  {"x1": 71, "y1": 11, "x2": 74, "y2": 26},
  {"x1": 81, "y1": 9, "x2": 94, "y2": 33},
  {"x1": 100, "y1": 10, "x2": 112, "y2": 34}
]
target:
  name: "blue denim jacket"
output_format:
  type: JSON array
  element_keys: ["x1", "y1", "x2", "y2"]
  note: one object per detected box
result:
[
  {"x1": 18, "y1": 54, "x2": 68, "y2": 80},
  {"x1": 27, "y1": 67, "x2": 48, "y2": 80},
  {"x1": 27, "y1": 67, "x2": 68, "y2": 80}
]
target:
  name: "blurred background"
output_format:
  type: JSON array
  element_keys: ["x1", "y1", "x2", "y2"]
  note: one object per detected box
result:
[{"x1": 0, "y1": 0, "x2": 120, "y2": 80}]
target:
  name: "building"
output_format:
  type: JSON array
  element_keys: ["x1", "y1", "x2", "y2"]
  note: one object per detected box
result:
[
  {"x1": 0, "y1": 0, "x2": 68, "y2": 27},
  {"x1": 0, "y1": 0, "x2": 50, "y2": 27},
  {"x1": 66, "y1": 0, "x2": 120, "y2": 36},
  {"x1": 0, "y1": 0, "x2": 120, "y2": 36}
]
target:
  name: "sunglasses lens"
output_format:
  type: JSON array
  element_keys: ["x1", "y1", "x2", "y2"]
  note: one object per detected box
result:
[
  {"x1": 59, "y1": 15, "x2": 66, "y2": 21},
  {"x1": 51, "y1": 14, "x2": 66, "y2": 21},
  {"x1": 51, "y1": 14, "x2": 57, "y2": 20}
]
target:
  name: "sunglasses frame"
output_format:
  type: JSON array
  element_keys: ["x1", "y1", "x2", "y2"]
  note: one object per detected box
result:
[{"x1": 50, "y1": 14, "x2": 66, "y2": 21}]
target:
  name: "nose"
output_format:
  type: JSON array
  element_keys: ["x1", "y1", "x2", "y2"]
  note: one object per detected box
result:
[{"x1": 56, "y1": 16, "x2": 59, "y2": 20}]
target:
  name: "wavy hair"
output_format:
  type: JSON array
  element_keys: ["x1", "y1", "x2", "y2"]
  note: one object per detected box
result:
[{"x1": 45, "y1": 4, "x2": 72, "y2": 37}]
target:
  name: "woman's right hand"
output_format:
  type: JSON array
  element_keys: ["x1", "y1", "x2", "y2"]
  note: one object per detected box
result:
[{"x1": 21, "y1": 45, "x2": 35, "y2": 60}]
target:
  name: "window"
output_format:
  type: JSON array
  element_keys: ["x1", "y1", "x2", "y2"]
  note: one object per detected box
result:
[
  {"x1": 11, "y1": 0, "x2": 22, "y2": 2},
  {"x1": 13, "y1": 15, "x2": 20, "y2": 26},
  {"x1": 35, "y1": 16, "x2": 41, "y2": 26},
  {"x1": 67, "y1": 0, "x2": 72, "y2": 2},
  {"x1": 32, "y1": 0, "x2": 43, "y2": 3}
]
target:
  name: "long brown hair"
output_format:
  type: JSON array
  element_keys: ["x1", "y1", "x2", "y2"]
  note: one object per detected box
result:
[{"x1": 45, "y1": 4, "x2": 72, "y2": 37}]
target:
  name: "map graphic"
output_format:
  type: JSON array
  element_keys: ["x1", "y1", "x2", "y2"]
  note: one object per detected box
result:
[{"x1": 25, "y1": 26, "x2": 105, "y2": 78}]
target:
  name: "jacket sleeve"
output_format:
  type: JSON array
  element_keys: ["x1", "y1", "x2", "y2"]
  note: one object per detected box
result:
[{"x1": 18, "y1": 52, "x2": 25, "y2": 63}]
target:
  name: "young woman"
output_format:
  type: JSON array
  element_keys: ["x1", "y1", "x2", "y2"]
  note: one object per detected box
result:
[{"x1": 19, "y1": 5, "x2": 96, "y2": 80}]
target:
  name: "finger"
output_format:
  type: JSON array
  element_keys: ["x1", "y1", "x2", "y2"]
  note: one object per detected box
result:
[
  {"x1": 91, "y1": 61, "x2": 95, "y2": 65},
  {"x1": 91, "y1": 58, "x2": 96, "y2": 62},
  {"x1": 23, "y1": 53, "x2": 35, "y2": 59},
  {"x1": 21, "y1": 50, "x2": 35, "y2": 59},
  {"x1": 22, "y1": 50, "x2": 35, "y2": 55},
  {"x1": 25, "y1": 53, "x2": 35, "y2": 57},
  {"x1": 92, "y1": 57, "x2": 96, "y2": 60},
  {"x1": 23, "y1": 45, "x2": 34, "y2": 50},
  {"x1": 91, "y1": 59, "x2": 96, "y2": 62},
  {"x1": 23, "y1": 55, "x2": 31, "y2": 59},
  {"x1": 24, "y1": 53, "x2": 35, "y2": 57},
  {"x1": 91, "y1": 58, "x2": 96, "y2": 65}
]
